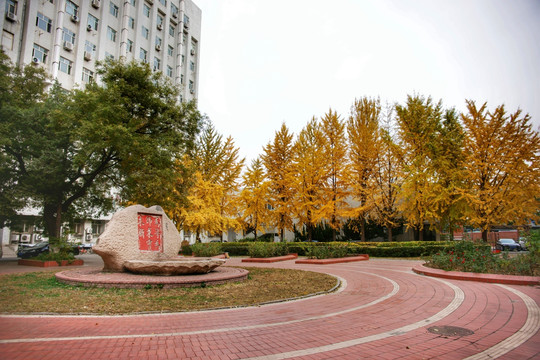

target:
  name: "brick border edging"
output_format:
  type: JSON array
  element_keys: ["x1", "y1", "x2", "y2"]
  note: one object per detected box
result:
[
  {"x1": 242, "y1": 254, "x2": 298, "y2": 263},
  {"x1": 295, "y1": 255, "x2": 369, "y2": 265},
  {"x1": 18, "y1": 259, "x2": 84, "y2": 268},
  {"x1": 412, "y1": 264, "x2": 540, "y2": 285},
  {"x1": 55, "y1": 266, "x2": 249, "y2": 289}
]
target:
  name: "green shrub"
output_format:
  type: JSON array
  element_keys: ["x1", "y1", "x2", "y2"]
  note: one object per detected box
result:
[
  {"x1": 306, "y1": 244, "x2": 350, "y2": 259},
  {"x1": 191, "y1": 242, "x2": 223, "y2": 257},
  {"x1": 425, "y1": 237, "x2": 539, "y2": 276},
  {"x1": 34, "y1": 252, "x2": 75, "y2": 264},
  {"x1": 248, "y1": 242, "x2": 289, "y2": 258}
]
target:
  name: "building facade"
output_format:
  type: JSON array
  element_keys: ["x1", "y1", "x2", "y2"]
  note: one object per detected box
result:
[
  {"x1": 1, "y1": 0, "x2": 201, "y2": 101},
  {"x1": 0, "y1": 0, "x2": 201, "y2": 255}
]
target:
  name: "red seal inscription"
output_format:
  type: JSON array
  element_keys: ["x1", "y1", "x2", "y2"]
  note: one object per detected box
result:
[{"x1": 138, "y1": 213, "x2": 163, "y2": 252}]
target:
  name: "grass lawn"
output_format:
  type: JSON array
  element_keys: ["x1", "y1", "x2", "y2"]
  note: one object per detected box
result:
[{"x1": 0, "y1": 267, "x2": 337, "y2": 315}]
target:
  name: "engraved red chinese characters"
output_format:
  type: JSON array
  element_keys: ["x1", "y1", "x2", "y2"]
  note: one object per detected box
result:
[{"x1": 138, "y1": 213, "x2": 163, "y2": 252}]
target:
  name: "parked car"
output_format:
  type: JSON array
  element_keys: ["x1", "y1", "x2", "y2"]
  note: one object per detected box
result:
[
  {"x1": 17, "y1": 242, "x2": 80, "y2": 258},
  {"x1": 17, "y1": 242, "x2": 50, "y2": 259},
  {"x1": 495, "y1": 238, "x2": 521, "y2": 251}
]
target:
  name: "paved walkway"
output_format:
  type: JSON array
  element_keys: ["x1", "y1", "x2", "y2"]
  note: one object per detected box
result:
[{"x1": 0, "y1": 256, "x2": 539, "y2": 359}]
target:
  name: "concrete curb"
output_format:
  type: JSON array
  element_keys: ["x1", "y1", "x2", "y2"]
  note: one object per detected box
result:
[{"x1": 412, "y1": 264, "x2": 540, "y2": 286}]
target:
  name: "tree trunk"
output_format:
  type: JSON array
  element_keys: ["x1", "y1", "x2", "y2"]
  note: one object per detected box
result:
[
  {"x1": 418, "y1": 227, "x2": 424, "y2": 242},
  {"x1": 43, "y1": 203, "x2": 62, "y2": 239},
  {"x1": 360, "y1": 217, "x2": 366, "y2": 242},
  {"x1": 386, "y1": 224, "x2": 393, "y2": 242},
  {"x1": 482, "y1": 229, "x2": 488, "y2": 242}
]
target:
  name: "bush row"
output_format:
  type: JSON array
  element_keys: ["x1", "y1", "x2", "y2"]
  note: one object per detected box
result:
[{"x1": 183, "y1": 241, "x2": 488, "y2": 258}]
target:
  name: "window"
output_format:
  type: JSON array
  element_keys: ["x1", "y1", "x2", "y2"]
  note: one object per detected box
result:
[
  {"x1": 157, "y1": 14, "x2": 163, "y2": 27},
  {"x1": 153, "y1": 57, "x2": 160, "y2": 71},
  {"x1": 129, "y1": 0, "x2": 135, "y2": 5},
  {"x1": 167, "y1": 45, "x2": 173, "y2": 56},
  {"x1": 169, "y1": 24, "x2": 174, "y2": 37},
  {"x1": 183, "y1": 14, "x2": 190, "y2": 27},
  {"x1": 181, "y1": 54, "x2": 184, "y2": 65},
  {"x1": 32, "y1": 44, "x2": 48, "y2": 63},
  {"x1": 127, "y1": 39, "x2": 133, "y2": 53},
  {"x1": 36, "y1": 13, "x2": 52, "y2": 33},
  {"x1": 180, "y1": 74, "x2": 183, "y2": 84},
  {"x1": 105, "y1": 52, "x2": 114, "y2": 60},
  {"x1": 62, "y1": 28, "x2": 75, "y2": 44},
  {"x1": 140, "y1": 48, "x2": 147, "y2": 62},
  {"x1": 191, "y1": 39, "x2": 197, "y2": 54},
  {"x1": 155, "y1": 36, "x2": 162, "y2": 47},
  {"x1": 182, "y1": 33, "x2": 187, "y2": 44},
  {"x1": 1, "y1": 31, "x2": 15, "y2": 51},
  {"x1": 166, "y1": 65, "x2": 172, "y2": 77},
  {"x1": 143, "y1": 4, "x2": 150, "y2": 17},
  {"x1": 171, "y1": 4, "x2": 178, "y2": 17},
  {"x1": 107, "y1": 26, "x2": 117, "y2": 42},
  {"x1": 88, "y1": 14, "x2": 99, "y2": 31},
  {"x1": 6, "y1": 0, "x2": 17, "y2": 16},
  {"x1": 59, "y1": 57, "x2": 72, "y2": 75},
  {"x1": 142, "y1": 26, "x2": 149, "y2": 39},
  {"x1": 190, "y1": 61, "x2": 195, "y2": 71},
  {"x1": 189, "y1": 80, "x2": 194, "y2": 91},
  {"x1": 85, "y1": 40, "x2": 96, "y2": 55},
  {"x1": 65, "y1": 0, "x2": 78, "y2": 17},
  {"x1": 128, "y1": 16, "x2": 135, "y2": 29},
  {"x1": 109, "y1": 2, "x2": 119, "y2": 17},
  {"x1": 82, "y1": 68, "x2": 94, "y2": 83},
  {"x1": 159, "y1": 0, "x2": 166, "y2": 6}
]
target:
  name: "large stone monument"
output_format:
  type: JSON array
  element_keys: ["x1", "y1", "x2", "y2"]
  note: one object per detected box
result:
[{"x1": 93, "y1": 205, "x2": 225, "y2": 275}]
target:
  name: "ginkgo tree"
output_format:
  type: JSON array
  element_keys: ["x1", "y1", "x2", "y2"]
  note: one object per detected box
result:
[
  {"x1": 347, "y1": 97, "x2": 380, "y2": 241},
  {"x1": 291, "y1": 118, "x2": 328, "y2": 241},
  {"x1": 183, "y1": 125, "x2": 244, "y2": 241},
  {"x1": 395, "y1": 95, "x2": 443, "y2": 241},
  {"x1": 239, "y1": 158, "x2": 270, "y2": 240},
  {"x1": 312, "y1": 109, "x2": 349, "y2": 241},
  {"x1": 461, "y1": 100, "x2": 540, "y2": 242},
  {"x1": 262, "y1": 123, "x2": 295, "y2": 242}
]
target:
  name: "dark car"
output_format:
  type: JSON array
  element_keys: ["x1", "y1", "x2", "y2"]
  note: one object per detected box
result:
[
  {"x1": 17, "y1": 242, "x2": 80, "y2": 258},
  {"x1": 17, "y1": 242, "x2": 50, "y2": 259},
  {"x1": 495, "y1": 238, "x2": 521, "y2": 251}
]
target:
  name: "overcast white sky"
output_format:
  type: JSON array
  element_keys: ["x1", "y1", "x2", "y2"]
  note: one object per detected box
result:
[{"x1": 195, "y1": 0, "x2": 540, "y2": 163}]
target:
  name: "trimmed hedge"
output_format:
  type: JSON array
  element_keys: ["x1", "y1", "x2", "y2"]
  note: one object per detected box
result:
[{"x1": 197, "y1": 241, "x2": 489, "y2": 258}]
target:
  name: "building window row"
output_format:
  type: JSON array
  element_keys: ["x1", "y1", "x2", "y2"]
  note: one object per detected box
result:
[
  {"x1": 59, "y1": 57, "x2": 73, "y2": 75},
  {"x1": 36, "y1": 13, "x2": 52, "y2": 33}
]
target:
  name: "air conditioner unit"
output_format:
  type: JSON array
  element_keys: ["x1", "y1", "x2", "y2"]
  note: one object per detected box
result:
[
  {"x1": 92, "y1": 0, "x2": 101, "y2": 9},
  {"x1": 190, "y1": 49, "x2": 195, "y2": 55},
  {"x1": 21, "y1": 235, "x2": 29, "y2": 242},
  {"x1": 86, "y1": 233, "x2": 93, "y2": 241},
  {"x1": 155, "y1": 44, "x2": 161, "y2": 51},
  {"x1": 32, "y1": 57, "x2": 40, "y2": 64},
  {"x1": 5, "y1": 12, "x2": 16, "y2": 22},
  {"x1": 84, "y1": 51, "x2": 92, "y2": 61},
  {"x1": 157, "y1": 24, "x2": 163, "y2": 31},
  {"x1": 190, "y1": 89, "x2": 194, "y2": 94},
  {"x1": 71, "y1": 14, "x2": 79, "y2": 23},
  {"x1": 172, "y1": 12, "x2": 178, "y2": 19},
  {"x1": 87, "y1": 24, "x2": 93, "y2": 32},
  {"x1": 63, "y1": 41, "x2": 74, "y2": 51}
]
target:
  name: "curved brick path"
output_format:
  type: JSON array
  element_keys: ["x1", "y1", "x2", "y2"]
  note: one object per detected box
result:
[{"x1": 1, "y1": 257, "x2": 539, "y2": 359}]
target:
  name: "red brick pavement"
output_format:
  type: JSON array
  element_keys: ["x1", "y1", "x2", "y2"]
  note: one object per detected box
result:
[{"x1": 0, "y1": 257, "x2": 539, "y2": 359}]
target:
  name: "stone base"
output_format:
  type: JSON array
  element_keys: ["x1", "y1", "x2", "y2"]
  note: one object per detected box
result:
[
  {"x1": 55, "y1": 266, "x2": 249, "y2": 289},
  {"x1": 123, "y1": 258, "x2": 226, "y2": 276}
]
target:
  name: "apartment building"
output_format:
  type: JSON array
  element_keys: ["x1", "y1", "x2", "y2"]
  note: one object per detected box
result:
[{"x1": 1, "y1": 0, "x2": 201, "y2": 101}]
